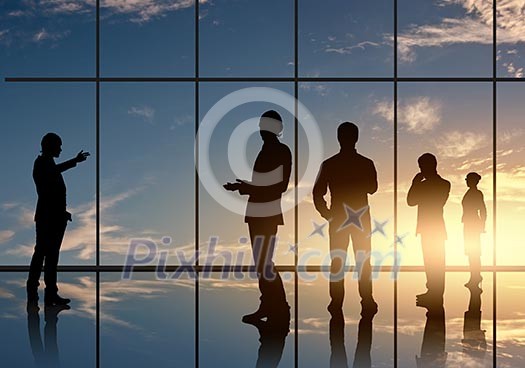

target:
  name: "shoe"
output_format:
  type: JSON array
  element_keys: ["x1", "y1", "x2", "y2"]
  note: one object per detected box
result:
[
  {"x1": 464, "y1": 275, "x2": 483, "y2": 288},
  {"x1": 242, "y1": 308, "x2": 268, "y2": 324},
  {"x1": 45, "y1": 304, "x2": 71, "y2": 322},
  {"x1": 416, "y1": 293, "x2": 443, "y2": 308},
  {"x1": 360, "y1": 298, "x2": 378, "y2": 317},
  {"x1": 45, "y1": 294, "x2": 71, "y2": 307},
  {"x1": 327, "y1": 300, "x2": 344, "y2": 315}
]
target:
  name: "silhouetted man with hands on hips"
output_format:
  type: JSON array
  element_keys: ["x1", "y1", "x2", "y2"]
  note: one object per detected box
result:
[
  {"x1": 313, "y1": 122, "x2": 378, "y2": 315},
  {"x1": 224, "y1": 110, "x2": 292, "y2": 324},
  {"x1": 27, "y1": 133, "x2": 90, "y2": 308},
  {"x1": 407, "y1": 153, "x2": 450, "y2": 307}
]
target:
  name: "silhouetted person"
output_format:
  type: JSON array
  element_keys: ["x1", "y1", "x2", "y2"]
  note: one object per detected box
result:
[
  {"x1": 416, "y1": 298, "x2": 447, "y2": 368},
  {"x1": 27, "y1": 133, "x2": 90, "y2": 307},
  {"x1": 462, "y1": 172, "x2": 487, "y2": 288},
  {"x1": 462, "y1": 284, "x2": 486, "y2": 360},
  {"x1": 244, "y1": 304, "x2": 290, "y2": 368},
  {"x1": 224, "y1": 110, "x2": 291, "y2": 322},
  {"x1": 28, "y1": 304, "x2": 70, "y2": 368},
  {"x1": 313, "y1": 122, "x2": 378, "y2": 314},
  {"x1": 407, "y1": 153, "x2": 450, "y2": 306}
]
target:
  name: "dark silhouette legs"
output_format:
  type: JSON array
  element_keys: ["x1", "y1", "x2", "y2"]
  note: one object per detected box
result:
[
  {"x1": 419, "y1": 235, "x2": 445, "y2": 304},
  {"x1": 465, "y1": 230, "x2": 483, "y2": 287},
  {"x1": 328, "y1": 219, "x2": 374, "y2": 313},
  {"x1": 27, "y1": 219, "x2": 68, "y2": 305},
  {"x1": 244, "y1": 221, "x2": 289, "y2": 322}
]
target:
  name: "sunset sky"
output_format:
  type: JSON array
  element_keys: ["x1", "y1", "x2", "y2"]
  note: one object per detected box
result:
[{"x1": 0, "y1": 0, "x2": 523, "y2": 271}]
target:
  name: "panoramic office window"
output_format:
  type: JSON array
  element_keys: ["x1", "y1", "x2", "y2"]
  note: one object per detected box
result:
[{"x1": 1, "y1": 0, "x2": 525, "y2": 367}]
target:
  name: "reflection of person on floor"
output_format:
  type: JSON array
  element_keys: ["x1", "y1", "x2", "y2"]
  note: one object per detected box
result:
[
  {"x1": 244, "y1": 304, "x2": 290, "y2": 368},
  {"x1": 461, "y1": 172, "x2": 487, "y2": 288},
  {"x1": 27, "y1": 133, "x2": 90, "y2": 308},
  {"x1": 416, "y1": 297, "x2": 447, "y2": 368},
  {"x1": 329, "y1": 303, "x2": 376, "y2": 368},
  {"x1": 407, "y1": 153, "x2": 450, "y2": 306},
  {"x1": 313, "y1": 122, "x2": 378, "y2": 314},
  {"x1": 224, "y1": 110, "x2": 291, "y2": 323},
  {"x1": 462, "y1": 284, "x2": 486, "y2": 360},
  {"x1": 27, "y1": 304, "x2": 70, "y2": 368}
]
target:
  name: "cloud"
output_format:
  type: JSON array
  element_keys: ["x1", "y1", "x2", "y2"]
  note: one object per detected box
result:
[
  {"x1": 0, "y1": 231, "x2": 15, "y2": 244},
  {"x1": 32, "y1": 28, "x2": 70, "y2": 43},
  {"x1": 395, "y1": 0, "x2": 525, "y2": 68},
  {"x1": 299, "y1": 82, "x2": 329, "y2": 96},
  {"x1": 436, "y1": 131, "x2": 489, "y2": 158},
  {"x1": 373, "y1": 96, "x2": 442, "y2": 134},
  {"x1": 502, "y1": 61, "x2": 524, "y2": 78},
  {"x1": 325, "y1": 41, "x2": 381, "y2": 55},
  {"x1": 128, "y1": 105, "x2": 155, "y2": 124}
]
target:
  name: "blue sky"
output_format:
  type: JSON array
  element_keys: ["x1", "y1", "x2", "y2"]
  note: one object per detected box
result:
[{"x1": 0, "y1": 0, "x2": 524, "y2": 267}]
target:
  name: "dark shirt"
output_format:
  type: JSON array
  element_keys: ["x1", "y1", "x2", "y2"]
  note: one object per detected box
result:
[
  {"x1": 33, "y1": 155, "x2": 76, "y2": 222},
  {"x1": 313, "y1": 148, "x2": 378, "y2": 220},
  {"x1": 461, "y1": 188, "x2": 487, "y2": 231},
  {"x1": 241, "y1": 139, "x2": 292, "y2": 225},
  {"x1": 407, "y1": 174, "x2": 451, "y2": 238}
]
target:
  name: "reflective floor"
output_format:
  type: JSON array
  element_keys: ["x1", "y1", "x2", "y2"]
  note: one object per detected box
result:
[{"x1": 0, "y1": 271, "x2": 523, "y2": 367}]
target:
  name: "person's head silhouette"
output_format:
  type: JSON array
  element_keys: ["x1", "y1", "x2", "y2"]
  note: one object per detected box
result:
[
  {"x1": 337, "y1": 122, "x2": 359, "y2": 151},
  {"x1": 41, "y1": 133, "x2": 62, "y2": 158},
  {"x1": 418, "y1": 153, "x2": 438, "y2": 178},
  {"x1": 465, "y1": 172, "x2": 481, "y2": 188},
  {"x1": 259, "y1": 110, "x2": 283, "y2": 142}
]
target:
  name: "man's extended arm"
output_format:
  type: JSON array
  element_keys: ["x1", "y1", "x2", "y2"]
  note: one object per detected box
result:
[
  {"x1": 313, "y1": 162, "x2": 330, "y2": 220},
  {"x1": 56, "y1": 150, "x2": 90, "y2": 172}
]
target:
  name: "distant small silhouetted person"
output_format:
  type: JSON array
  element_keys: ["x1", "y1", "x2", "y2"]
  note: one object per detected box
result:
[
  {"x1": 407, "y1": 153, "x2": 450, "y2": 306},
  {"x1": 27, "y1": 133, "x2": 90, "y2": 307},
  {"x1": 313, "y1": 122, "x2": 378, "y2": 314},
  {"x1": 416, "y1": 299, "x2": 447, "y2": 368},
  {"x1": 462, "y1": 284, "x2": 486, "y2": 359},
  {"x1": 462, "y1": 172, "x2": 487, "y2": 288},
  {"x1": 224, "y1": 110, "x2": 291, "y2": 323}
]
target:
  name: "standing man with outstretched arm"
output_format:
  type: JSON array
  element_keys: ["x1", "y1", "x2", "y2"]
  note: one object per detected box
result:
[
  {"x1": 313, "y1": 122, "x2": 378, "y2": 315},
  {"x1": 224, "y1": 110, "x2": 292, "y2": 324},
  {"x1": 27, "y1": 133, "x2": 90, "y2": 308},
  {"x1": 407, "y1": 153, "x2": 450, "y2": 306}
]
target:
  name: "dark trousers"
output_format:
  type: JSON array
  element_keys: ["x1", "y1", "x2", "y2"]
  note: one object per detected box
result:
[
  {"x1": 328, "y1": 214, "x2": 373, "y2": 306},
  {"x1": 421, "y1": 234, "x2": 445, "y2": 297},
  {"x1": 248, "y1": 221, "x2": 288, "y2": 310},
  {"x1": 27, "y1": 219, "x2": 67, "y2": 296}
]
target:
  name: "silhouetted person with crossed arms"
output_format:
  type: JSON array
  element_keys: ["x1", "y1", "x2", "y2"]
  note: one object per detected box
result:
[
  {"x1": 27, "y1": 133, "x2": 90, "y2": 307},
  {"x1": 313, "y1": 122, "x2": 378, "y2": 314},
  {"x1": 224, "y1": 110, "x2": 291, "y2": 323},
  {"x1": 407, "y1": 153, "x2": 450, "y2": 306},
  {"x1": 461, "y1": 172, "x2": 486, "y2": 288}
]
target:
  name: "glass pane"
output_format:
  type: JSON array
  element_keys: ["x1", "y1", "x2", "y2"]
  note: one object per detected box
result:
[
  {"x1": 398, "y1": 0, "x2": 492, "y2": 77},
  {"x1": 298, "y1": 83, "x2": 394, "y2": 267},
  {"x1": 101, "y1": 2, "x2": 194, "y2": 77},
  {"x1": 0, "y1": 1, "x2": 95, "y2": 76},
  {"x1": 299, "y1": 0, "x2": 393, "y2": 77},
  {"x1": 0, "y1": 272, "x2": 96, "y2": 368},
  {"x1": 398, "y1": 83, "x2": 493, "y2": 266},
  {"x1": 199, "y1": 273, "x2": 295, "y2": 367},
  {"x1": 398, "y1": 272, "x2": 493, "y2": 367},
  {"x1": 497, "y1": 272, "x2": 525, "y2": 366},
  {"x1": 101, "y1": 272, "x2": 195, "y2": 367},
  {"x1": 298, "y1": 271, "x2": 394, "y2": 367},
  {"x1": 199, "y1": 0, "x2": 293, "y2": 77},
  {"x1": 198, "y1": 82, "x2": 295, "y2": 266},
  {"x1": 0, "y1": 84, "x2": 96, "y2": 265},
  {"x1": 497, "y1": 2, "x2": 525, "y2": 78},
  {"x1": 100, "y1": 83, "x2": 194, "y2": 265},
  {"x1": 496, "y1": 83, "x2": 525, "y2": 265}
]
